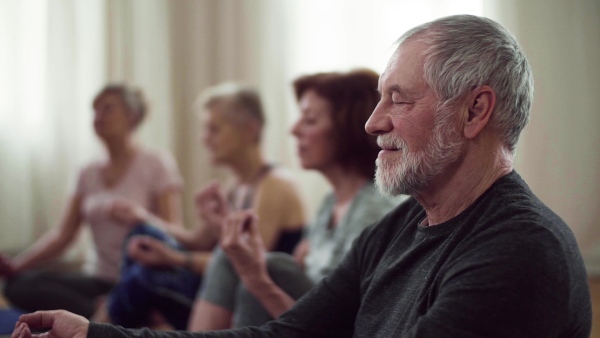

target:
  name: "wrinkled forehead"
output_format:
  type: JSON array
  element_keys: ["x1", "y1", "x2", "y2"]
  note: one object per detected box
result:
[{"x1": 378, "y1": 40, "x2": 430, "y2": 92}]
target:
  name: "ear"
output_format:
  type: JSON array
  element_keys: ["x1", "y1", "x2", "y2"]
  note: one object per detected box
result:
[
  {"x1": 244, "y1": 120, "x2": 261, "y2": 143},
  {"x1": 463, "y1": 85, "x2": 496, "y2": 140},
  {"x1": 127, "y1": 114, "x2": 141, "y2": 131}
]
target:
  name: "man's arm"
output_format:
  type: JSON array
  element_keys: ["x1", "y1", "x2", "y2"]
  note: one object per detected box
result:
[
  {"x1": 15, "y1": 226, "x2": 370, "y2": 338},
  {"x1": 13, "y1": 311, "x2": 264, "y2": 338}
]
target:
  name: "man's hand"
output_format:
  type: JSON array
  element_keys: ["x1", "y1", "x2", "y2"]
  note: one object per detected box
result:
[
  {"x1": 221, "y1": 210, "x2": 268, "y2": 283},
  {"x1": 195, "y1": 182, "x2": 229, "y2": 235},
  {"x1": 0, "y1": 253, "x2": 16, "y2": 278},
  {"x1": 12, "y1": 310, "x2": 89, "y2": 338},
  {"x1": 110, "y1": 199, "x2": 149, "y2": 227},
  {"x1": 127, "y1": 235, "x2": 182, "y2": 268}
]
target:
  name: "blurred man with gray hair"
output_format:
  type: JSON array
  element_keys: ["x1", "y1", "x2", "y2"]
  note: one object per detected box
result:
[{"x1": 12, "y1": 14, "x2": 591, "y2": 338}]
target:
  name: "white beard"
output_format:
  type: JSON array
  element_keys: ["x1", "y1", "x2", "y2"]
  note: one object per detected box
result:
[{"x1": 375, "y1": 110, "x2": 464, "y2": 197}]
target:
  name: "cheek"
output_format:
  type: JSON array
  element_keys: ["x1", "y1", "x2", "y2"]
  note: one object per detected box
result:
[
  {"x1": 309, "y1": 129, "x2": 335, "y2": 158},
  {"x1": 391, "y1": 120, "x2": 431, "y2": 153},
  {"x1": 107, "y1": 115, "x2": 129, "y2": 130},
  {"x1": 218, "y1": 131, "x2": 242, "y2": 154}
]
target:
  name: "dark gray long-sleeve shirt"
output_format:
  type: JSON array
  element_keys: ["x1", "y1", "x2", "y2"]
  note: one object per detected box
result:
[{"x1": 90, "y1": 171, "x2": 591, "y2": 338}]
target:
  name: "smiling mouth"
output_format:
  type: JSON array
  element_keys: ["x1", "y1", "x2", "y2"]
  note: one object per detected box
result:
[
  {"x1": 377, "y1": 135, "x2": 405, "y2": 154},
  {"x1": 378, "y1": 148, "x2": 401, "y2": 157},
  {"x1": 381, "y1": 146, "x2": 400, "y2": 151}
]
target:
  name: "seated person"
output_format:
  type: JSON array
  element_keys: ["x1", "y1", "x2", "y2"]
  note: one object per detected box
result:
[
  {"x1": 11, "y1": 15, "x2": 592, "y2": 338},
  {"x1": 189, "y1": 69, "x2": 400, "y2": 330},
  {"x1": 105, "y1": 83, "x2": 308, "y2": 330},
  {"x1": 0, "y1": 84, "x2": 183, "y2": 319}
]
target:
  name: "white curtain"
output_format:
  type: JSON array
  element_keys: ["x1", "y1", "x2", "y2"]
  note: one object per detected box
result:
[
  {"x1": 0, "y1": 0, "x2": 175, "y2": 258},
  {"x1": 484, "y1": 0, "x2": 600, "y2": 273},
  {"x1": 0, "y1": 0, "x2": 107, "y2": 253}
]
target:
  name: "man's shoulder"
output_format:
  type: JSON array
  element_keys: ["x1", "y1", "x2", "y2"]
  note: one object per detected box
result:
[
  {"x1": 472, "y1": 171, "x2": 572, "y2": 244},
  {"x1": 450, "y1": 173, "x2": 585, "y2": 286}
]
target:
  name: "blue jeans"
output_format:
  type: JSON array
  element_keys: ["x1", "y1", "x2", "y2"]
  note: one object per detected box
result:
[{"x1": 107, "y1": 224, "x2": 201, "y2": 330}]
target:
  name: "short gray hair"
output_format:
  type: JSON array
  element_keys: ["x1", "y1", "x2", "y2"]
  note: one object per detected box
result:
[
  {"x1": 93, "y1": 84, "x2": 148, "y2": 127},
  {"x1": 398, "y1": 15, "x2": 534, "y2": 153},
  {"x1": 198, "y1": 83, "x2": 265, "y2": 128}
]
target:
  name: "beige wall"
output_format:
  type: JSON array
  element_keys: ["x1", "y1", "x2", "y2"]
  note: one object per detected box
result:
[{"x1": 486, "y1": 0, "x2": 600, "y2": 272}]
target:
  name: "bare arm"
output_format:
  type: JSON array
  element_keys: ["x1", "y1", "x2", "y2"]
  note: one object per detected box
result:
[
  {"x1": 126, "y1": 234, "x2": 214, "y2": 276},
  {"x1": 11, "y1": 195, "x2": 83, "y2": 274},
  {"x1": 253, "y1": 173, "x2": 307, "y2": 250},
  {"x1": 155, "y1": 189, "x2": 184, "y2": 228},
  {"x1": 168, "y1": 182, "x2": 226, "y2": 250},
  {"x1": 209, "y1": 173, "x2": 309, "y2": 319},
  {"x1": 221, "y1": 212, "x2": 297, "y2": 319},
  {"x1": 111, "y1": 189, "x2": 184, "y2": 231},
  {"x1": 168, "y1": 223, "x2": 217, "y2": 252}
]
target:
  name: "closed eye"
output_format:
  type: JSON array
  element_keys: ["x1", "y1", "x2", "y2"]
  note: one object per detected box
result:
[{"x1": 391, "y1": 91, "x2": 412, "y2": 106}]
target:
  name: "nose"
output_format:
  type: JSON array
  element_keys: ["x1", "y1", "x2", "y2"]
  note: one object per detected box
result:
[
  {"x1": 93, "y1": 110, "x2": 104, "y2": 122},
  {"x1": 289, "y1": 118, "x2": 301, "y2": 138},
  {"x1": 365, "y1": 101, "x2": 393, "y2": 135}
]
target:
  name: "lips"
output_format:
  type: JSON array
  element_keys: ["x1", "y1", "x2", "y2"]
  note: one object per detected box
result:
[
  {"x1": 380, "y1": 146, "x2": 400, "y2": 151},
  {"x1": 377, "y1": 135, "x2": 405, "y2": 153}
]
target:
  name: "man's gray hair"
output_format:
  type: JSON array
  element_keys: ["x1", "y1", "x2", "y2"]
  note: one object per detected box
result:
[{"x1": 398, "y1": 14, "x2": 534, "y2": 153}]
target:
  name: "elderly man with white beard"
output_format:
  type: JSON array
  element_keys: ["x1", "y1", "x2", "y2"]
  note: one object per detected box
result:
[{"x1": 12, "y1": 14, "x2": 591, "y2": 338}]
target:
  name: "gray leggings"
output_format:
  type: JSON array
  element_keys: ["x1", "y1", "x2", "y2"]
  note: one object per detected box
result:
[
  {"x1": 4, "y1": 270, "x2": 113, "y2": 318},
  {"x1": 199, "y1": 247, "x2": 314, "y2": 327}
]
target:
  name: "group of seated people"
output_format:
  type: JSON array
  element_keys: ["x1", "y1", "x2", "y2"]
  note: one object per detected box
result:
[
  {"x1": 2, "y1": 14, "x2": 594, "y2": 338},
  {"x1": 0, "y1": 66, "x2": 397, "y2": 332}
]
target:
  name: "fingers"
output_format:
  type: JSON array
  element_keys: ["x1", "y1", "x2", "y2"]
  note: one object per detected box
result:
[
  {"x1": 221, "y1": 210, "x2": 256, "y2": 249},
  {"x1": 292, "y1": 240, "x2": 309, "y2": 269},
  {"x1": 127, "y1": 236, "x2": 154, "y2": 260},
  {"x1": 127, "y1": 236, "x2": 145, "y2": 256},
  {"x1": 15, "y1": 322, "x2": 41, "y2": 338},
  {"x1": 213, "y1": 188, "x2": 229, "y2": 216},
  {"x1": 196, "y1": 182, "x2": 227, "y2": 215},
  {"x1": 246, "y1": 213, "x2": 260, "y2": 239},
  {"x1": 196, "y1": 182, "x2": 220, "y2": 204},
  {"x1": 17, "y1": 311, "x2": 58, "y2": 330},
  {"x1": 12, "y1": 322, "x2": 30, "y2": 338}
]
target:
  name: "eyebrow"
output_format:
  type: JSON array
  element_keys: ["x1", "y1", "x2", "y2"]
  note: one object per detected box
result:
[{"x1": 378, "y1": 84, "x2": 419, "y2": 99}]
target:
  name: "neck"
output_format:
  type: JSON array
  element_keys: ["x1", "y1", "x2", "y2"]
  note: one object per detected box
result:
[
  {"x1": 104, "y1": 136, "x2": 136, "y2": 164},
  {"x1": 321, "y1": 166, "x2": 369, "y2": 205},
  {"x1": 415, "y1": 145, "x2": 513, "y2": 226},
  {"x1": 229, "y1": 146, "x2": 268, "y2": 184}
]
